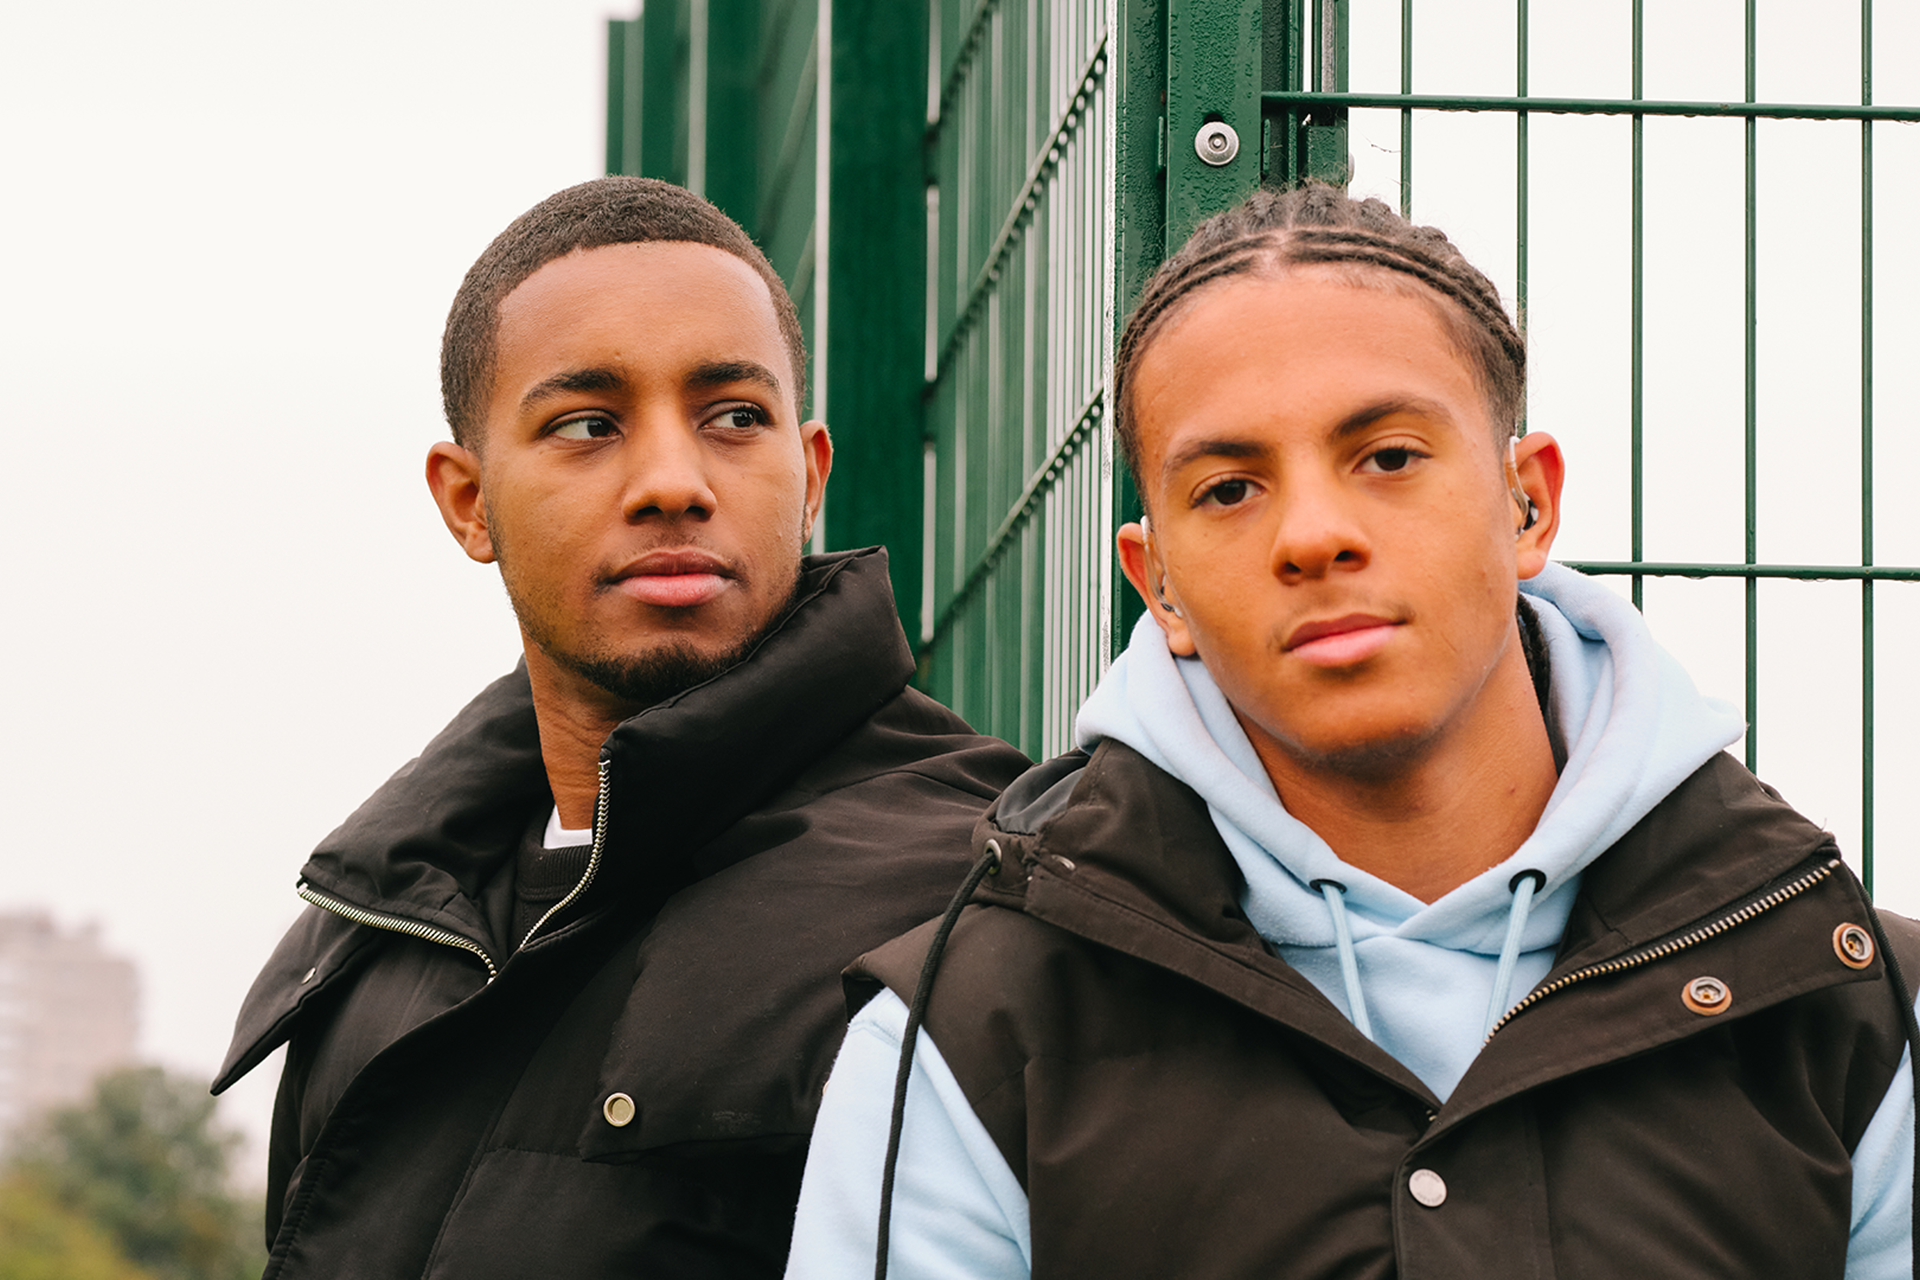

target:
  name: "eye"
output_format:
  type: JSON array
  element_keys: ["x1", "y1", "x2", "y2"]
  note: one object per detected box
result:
[
  {"x1": 1361, "y1": 445, "x2": 1426, "y2": 474},
  {"x1": 708, "y1": 405, "x2": 771, "y2": 432},
  {"x1": 1197, "y1": 478, "x2": 1254, "y2": 509},
  {"x1": 551, "y1": 414, "x2": 618, "y2": 441}
]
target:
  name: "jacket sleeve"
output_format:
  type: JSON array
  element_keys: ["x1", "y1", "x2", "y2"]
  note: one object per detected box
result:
[
  {"x1": 1845, "y1": 996, "x2": 1916, "y2": 1279},
  {"x1": 784, "y1": 990, "x2": 1031, "y2": 1280}
]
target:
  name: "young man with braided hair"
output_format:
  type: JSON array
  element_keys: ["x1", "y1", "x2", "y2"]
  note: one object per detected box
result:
[
  {"x1": 212, "y1": 176, "x2": 1028, "y2": 1278},
  {"x1": 783, "y1": 183, "x2": 1920, "y2": 1278}
]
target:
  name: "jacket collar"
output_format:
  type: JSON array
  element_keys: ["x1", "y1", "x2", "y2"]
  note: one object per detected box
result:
[
  {"x1": 296, "y1": 547, "x2": 913, "y2": 936},
  {"x1": 980, "y1": 741, "x2": 1439, "y2": 1101},
  {"x1": 1554, "y1": 751, "x2": 1837, "y2": 971},
  {"x1": 981, "y1": 741, "x2": 1847, "y2": 1105}
]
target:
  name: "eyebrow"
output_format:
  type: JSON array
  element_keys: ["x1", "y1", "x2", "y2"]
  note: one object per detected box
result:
[
  {"x1": 685, "y1": 360, "x2": 784, "y2": 399},
  {"x1": 519, "y1": 366, "x2": 628, "y2": 413},
  {"x1": 1159, "y1": 437, "x2": 1269, "y2": 484},
  {"x1": 1158, "y1": 394, "x2": 1459, "y2": 483},
  {"x1": 516, "y1": 360, "x2": 786, "y2": 416},
  {"x1": 1329, "y1": 395, "x2": 1457, "y2": 439}
]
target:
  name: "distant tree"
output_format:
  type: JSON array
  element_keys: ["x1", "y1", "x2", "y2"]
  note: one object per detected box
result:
[
  {"x1": 0, "y1": 1175, "x2": 154, "y2": 1280},
  {"x1": 5, "y1": 1066, "x2": 264, "y2": 1280}
]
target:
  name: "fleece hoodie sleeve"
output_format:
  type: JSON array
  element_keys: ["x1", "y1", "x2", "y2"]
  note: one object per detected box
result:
[
  {"x1": 1846, "y1": 1022, "x2": 1916, "y2": 1278},
  {"x1": 785, "y1": 990, "x2": 1031, "y2": 1280}
]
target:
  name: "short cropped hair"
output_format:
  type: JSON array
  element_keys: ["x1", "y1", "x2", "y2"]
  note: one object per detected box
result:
[
  {"x1": 1114, "y1": 183, "x2": 1525, "y2": 490},
  {"x1": 440, "y1": 176, "x2": 808, "y2": 449}
]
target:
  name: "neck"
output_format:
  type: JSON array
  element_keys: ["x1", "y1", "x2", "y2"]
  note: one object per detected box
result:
[
  {"x1": 1253, "y1": 638, "x2": 1559, "y2": 904},
  {"x1": 522, "y1": 642, "x2": 641, "y2": 831}
]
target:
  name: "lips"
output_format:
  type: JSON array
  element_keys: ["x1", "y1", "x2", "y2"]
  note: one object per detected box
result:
[
  {"x1": 1283, "y1": 612, "x2": 1401, "y2": 667},
  {"x1": 606, "y1": 548, "x2": 735, "y2": 609}
]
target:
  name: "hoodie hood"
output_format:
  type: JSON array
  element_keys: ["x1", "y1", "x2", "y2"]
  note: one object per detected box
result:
[{"x1": 1075, "y1": 562, "x2": 1746, "y2": 1095}]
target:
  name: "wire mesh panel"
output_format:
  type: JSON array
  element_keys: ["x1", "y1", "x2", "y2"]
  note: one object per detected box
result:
[
  {"x1": 1267, "y1": 0, "x2": 1920, "y2": 898},
  {"x1": 918, "y1": 0, "x2": 1118, "y2": 759}
]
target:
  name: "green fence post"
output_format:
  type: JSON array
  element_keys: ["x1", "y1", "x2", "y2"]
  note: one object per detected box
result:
[
  {"x1": 640, "y1": 0, "x2": 689, "y2": 187},
  {"x1": 1165, "y1": 0, "x2": 1264, "y2": 250},
  {"x1": 1303, "y1": 0, "x2": 1350, "y2": 185},
  {"x1": 1859, "y1": 0, "x2": 1876, "y2": 894},
  {"x1": 700, "y1": 0, "x2": 762, "y2": 219},
  {"x1": 820, "y1": 0, "x2": 930, "y2": 637},
  {"x1": 607, "y1": 18, "x2": 633, "y2": 176},
  {"x1": 1262, "y1": 0, "x2": 1308, "y2": 186},
  {"x1": 1112, "y1": 0, "x2": 1169, "y2": 659}
]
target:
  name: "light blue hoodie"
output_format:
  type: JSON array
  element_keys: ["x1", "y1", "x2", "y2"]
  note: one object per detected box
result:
[{"x1": 785, "y1": 563, "x2": 1915, "y2": 1279}]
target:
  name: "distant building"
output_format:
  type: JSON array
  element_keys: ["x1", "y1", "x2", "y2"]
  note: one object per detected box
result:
[{"x1": 0, "y1": 912, "x2": 138, "y2": 1146}]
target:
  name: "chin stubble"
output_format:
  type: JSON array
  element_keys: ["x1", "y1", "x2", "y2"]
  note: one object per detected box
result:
[{"x1": 500, "y1": 548, "x2": 807, "y2": 711}]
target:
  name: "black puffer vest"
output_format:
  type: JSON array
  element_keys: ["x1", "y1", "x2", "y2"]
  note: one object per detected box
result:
[
  {"x1": 858, "y1": 741, "x2": 1920, "y2": 1280},
  {"x1": 215, "y1": 549, "x2": 1030, "y2": 1279}
]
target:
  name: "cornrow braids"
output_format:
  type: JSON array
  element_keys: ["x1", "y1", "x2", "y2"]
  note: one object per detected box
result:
[{"x1": 1113, "y1": 183, "x2": 1525, "y2": 492}]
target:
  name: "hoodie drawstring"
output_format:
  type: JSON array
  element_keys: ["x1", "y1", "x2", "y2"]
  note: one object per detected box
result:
[
  {"x1": 1484, "y1": 870, "x2": 1547, "y2": 1040},
  {"x1": 1315, "y1": 870, "x2": 1547, "y2": 1047},
  {"x1": 1311, "y1": 880, "x2": 1374, "y2": 1041}
]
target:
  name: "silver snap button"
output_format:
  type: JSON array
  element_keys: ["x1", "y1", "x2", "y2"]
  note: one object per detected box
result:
[
  {"x1": 1834, "y1": 923, "x2": 1875, "y2": 970},
  {"x1": 1194, "y1": 120, "x2": 1240, "y2": 166},
  {"x1": 603, "y1": 1092, "x2": 636, "y2": 1127},
  {"x1": 299, "y1": 967, "x2": 316, "y2": 985},
  {"x1": 1408, "y1": 1168, "x2": 1447, "y2": 1207},
  {"x1": 1682, "y1": 975, "x2": 1731, "y2": 1016}
]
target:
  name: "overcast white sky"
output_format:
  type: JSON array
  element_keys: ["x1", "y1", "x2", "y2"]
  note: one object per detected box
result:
[
  {"x1": 1, "y1": 0, "x2": 628, "y2": 1166},
  {"x1": 2, "y1": 0, "x2": 1916, "y2": 1178}
]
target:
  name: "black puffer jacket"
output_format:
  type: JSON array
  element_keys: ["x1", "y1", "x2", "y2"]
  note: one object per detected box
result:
[
  {"x1": 859, "y1": 741, "x2": 1920, "y2": 1279},
  {"x1": 215, "y1": 548, "x2": 1029, "y2": 1279}
]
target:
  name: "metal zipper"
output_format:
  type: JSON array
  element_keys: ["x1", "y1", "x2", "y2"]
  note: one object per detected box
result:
[
  {"x1": 297, "y1": 882, "x2": 498, "y2": 982},
  {"x1": 519, "y1": 755, "x2": 612, "y2": 950},
  {"x1": 1485, "y1": 856, "x2": 1840, "y2": 1041}
]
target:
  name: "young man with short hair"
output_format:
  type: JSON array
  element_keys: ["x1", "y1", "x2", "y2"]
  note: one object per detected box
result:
[
  {"x1": 214, "y1": 176, "x2": 1028, "y2": 1279},
  {"x1": 784, "y1": 184, "x2": 1919, "y2": 1279}
]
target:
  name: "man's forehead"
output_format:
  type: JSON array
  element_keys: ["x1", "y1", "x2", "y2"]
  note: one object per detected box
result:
[
  {"x1": 499, "y1": 240, "x2": 776, "y2": 328},
  {"x1": 490, "y1": 242, "x2": 796, "y2": 399}
]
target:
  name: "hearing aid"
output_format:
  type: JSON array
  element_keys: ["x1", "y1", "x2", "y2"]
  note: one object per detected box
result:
[
  {"x1": 1507, "y1": 439, "x2": 1539, "y2": 534},
  {"x1": 1142, "y1": 515, "x2": 1182, "y2": 615}
]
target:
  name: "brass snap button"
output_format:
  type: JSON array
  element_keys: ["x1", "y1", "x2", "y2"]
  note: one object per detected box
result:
[
  {"x1": 1682, "y1": 975, "x2": 1731, "y2": 1016},
  {"x1": 603, "y1": 1092, "x2": 636, "y2": 1127},
  {"x1": 1834, "y1": 923, "x2": 1875, "y2": 970}
]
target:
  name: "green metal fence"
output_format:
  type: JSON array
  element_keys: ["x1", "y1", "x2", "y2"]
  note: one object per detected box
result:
[
  {"x1": 609, "y1": 0, "x2": 1920, "y2": 895},
  {"x1": 1295, "y1": 0, "x2": 1920, "y2": 894},
  {"x1": 918, "y1": 1, "x2": 1116, "y2": 754}
]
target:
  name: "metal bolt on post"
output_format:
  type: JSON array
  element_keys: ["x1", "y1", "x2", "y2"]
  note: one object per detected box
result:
[{"x1": 1195, "y1": 121, "x2": 1240, "y2": 166}]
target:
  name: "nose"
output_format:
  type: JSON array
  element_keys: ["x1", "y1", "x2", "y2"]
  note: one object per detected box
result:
[
  {"x1": 1269, "y1": 470, "x2": 1369, "y2": 581},
  {"x1": 622, "y1": 415, "x2": 717, "y2": 524}
]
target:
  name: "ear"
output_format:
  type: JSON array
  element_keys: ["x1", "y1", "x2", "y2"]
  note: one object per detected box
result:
[
  {"x1": 799, "y1": 419, "x2": 833, "y2": 540},
  {"x1": 1116, "y1": 521, "x2": 1197, "y2": 657},
  {"x1": 1511, "y1": 432, "x2": 1565, "y2": 581},
  {"x1": 425, "y1": 441, "x2": 496, "y2": 564}
]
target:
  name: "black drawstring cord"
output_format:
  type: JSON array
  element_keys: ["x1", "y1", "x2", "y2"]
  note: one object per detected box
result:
[
  {"x1": 873, "y1": 839, "x2": 1003, "y2": 1280},
  {"x1": 1861, "y1": 900, "x2": 1920, "y2": 1277}
]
